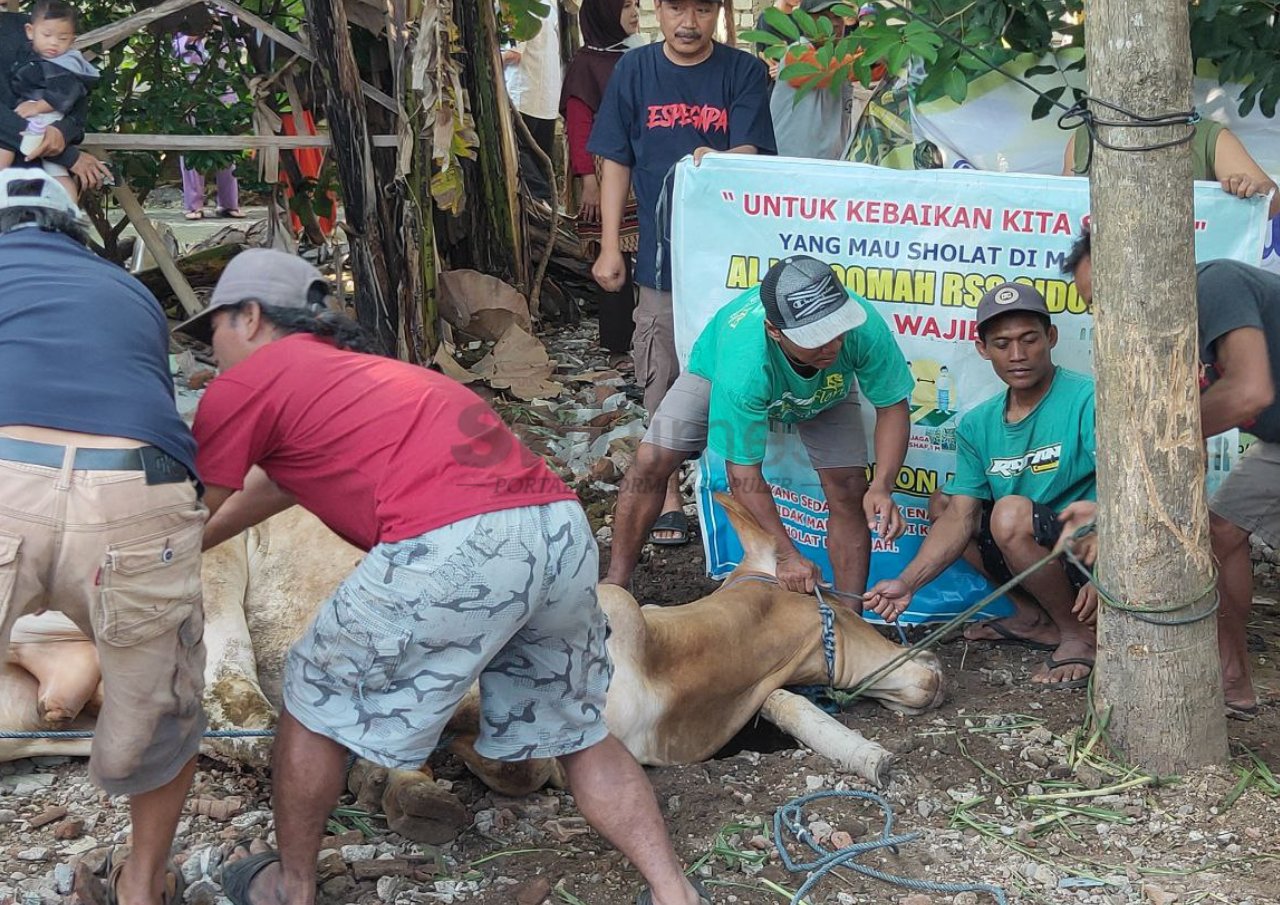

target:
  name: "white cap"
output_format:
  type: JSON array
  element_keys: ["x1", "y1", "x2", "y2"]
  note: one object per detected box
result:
[{"x1": 0, "y1": 168, "x2": 88, "y2": 229}]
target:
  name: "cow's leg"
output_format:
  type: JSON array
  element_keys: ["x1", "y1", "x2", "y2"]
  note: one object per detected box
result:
[
  {"x1": 7, "y1": 613, "x2": 101, "y2": 725},
  {"x1": 759, "y1": 689, "x2": 894, "y2": 788},
  {"x1": 444, "y1": 690, "x2": 566, "y2": 796},
  {"x1": 346, "y1": 758, "x2": 470, "y2": 844}
]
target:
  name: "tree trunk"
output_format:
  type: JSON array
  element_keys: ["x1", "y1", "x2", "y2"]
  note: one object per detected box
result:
[
  {"x1": 304, "y1": 0, "x2": 399, "y2": 356},
  {"x1": 1088, "y1": 0, "x2": 1227, "y2": 771},
  {"x1": 443, "y1": 0, "x2": 524, "y2": 287}
]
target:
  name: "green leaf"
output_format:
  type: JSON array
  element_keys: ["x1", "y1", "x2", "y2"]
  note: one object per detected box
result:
[
  {"x1": 830, "y1": 3, "x2": 860, "y2": 18},
  {"x1": 944, "y1": 68, "x2": 968, "y2": 104},
  {"x1": 816, "y1": 15, "x2": 835, "y2": 39},
  {"x1": 761, "y1": 7, "x2": 801, "y2": 40},
  {"x1": 1030, "y1": 85, "x2": 1067, "y2": 121},
  {"x1": 778, "y1": 61, "x2": 821, "y2": 82},
  {"x1": 792, "y1": 8, "x2": 818, "y2": 38},
  {"x1": 886, "y1": 41, "x2": 911, "y2": 74},
  {"x1": 1025, "y1": 63, "x2": 1059, "y2": 78},
  {"x1": 816, "y1": 41, "x2": 836, "y2": 69},
  {"x1": 739, "y1": 29, "x2": 788, "y2": 47}
]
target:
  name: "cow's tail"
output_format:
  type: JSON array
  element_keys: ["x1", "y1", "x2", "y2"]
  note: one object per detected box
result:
[{"x1": 712, "y1": 492, "x2": 778, "y2": 577}]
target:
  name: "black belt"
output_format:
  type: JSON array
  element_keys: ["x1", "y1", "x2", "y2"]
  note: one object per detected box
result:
[{"x1": 0, "y1": 437, "x2": 189, "y2": 484}]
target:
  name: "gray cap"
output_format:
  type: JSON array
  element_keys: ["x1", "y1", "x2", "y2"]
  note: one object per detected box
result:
[
  {"x1": 0, "y1": 168, "x2": 88, "y2": 228},
  {"x1": 975, "y1": 281, "x2": 1050, "y2": 328},
  {"x1": 800, "y1": 0, "x2": 845, "y2": 12},
  {"x1": 175, "y1": 248, "x2": 330, "y2": 344},
  {"x1": 760, "y1": 255, "x2": 866, "y2": 349}
]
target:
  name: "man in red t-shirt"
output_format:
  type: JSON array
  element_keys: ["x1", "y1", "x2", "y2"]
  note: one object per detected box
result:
[{"x1": 179, "y1": 250, "x2": 710, "y2": 905}]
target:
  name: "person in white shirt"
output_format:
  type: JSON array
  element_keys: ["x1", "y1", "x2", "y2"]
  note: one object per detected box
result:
[{"x1": 503, "y1": 2, "x2": 562, "y2": 203}]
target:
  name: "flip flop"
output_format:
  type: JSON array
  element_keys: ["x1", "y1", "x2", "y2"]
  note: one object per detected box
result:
[
  {"x1": 82, "y1": 850, "x2": 185, "y2": 905},
  {"x1": 220, "y1": 850, "x2": 281, "y2": 905},
  {"x1": 637, "y1": 877, "x2": 712, "y2": 905},
  {"x1": 184, "y1": 210, "x2": 204, "y2": 220},
  {"x1": 216, "y1": 208, "x2": 247, "y2": 219},
  {"x1": 648, "y1": 509, "x2": 691, "y2": 546},
  {"x1": 963, "y1": 618, "x2": 1057, "y2": 651},
  {"x1": 1035, "y1": 655, "x2": 1094, "y2": 691}
]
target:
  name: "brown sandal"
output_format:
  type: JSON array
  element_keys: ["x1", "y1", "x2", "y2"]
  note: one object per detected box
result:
[{"x1": 75, "y1": 851, "x2": 185, "y2": 905}]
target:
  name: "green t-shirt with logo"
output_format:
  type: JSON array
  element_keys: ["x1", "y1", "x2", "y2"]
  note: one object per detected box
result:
[
  {"x1": 686, "y1": 286, "x2": 913, "y2": 465},
  {"x1": 946, "y1": 367, "x2": 1096, "y2": 512}
]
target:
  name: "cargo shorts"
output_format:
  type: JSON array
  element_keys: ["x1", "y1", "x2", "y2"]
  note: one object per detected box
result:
[
  {"x1": 0, "y1": 445, "x2": 207, "y2": 796},
  {"x1": 284, "y1": 499, "x2": 612, "y2": 769},
  {"x1": 1211, "y1": 440, "x2": 1280, "y2": 547}
]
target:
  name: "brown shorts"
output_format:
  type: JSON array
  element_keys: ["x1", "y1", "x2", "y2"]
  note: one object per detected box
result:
[
  {"x1": 1211, "y1": 440, "x2": 1280, "y2": 548},
  {"x1": 0, "y1": 444, "x2": 207, "y2": 796},
  {"x1": 634, "y1": 286, "x2": 679, "y2": 417}
]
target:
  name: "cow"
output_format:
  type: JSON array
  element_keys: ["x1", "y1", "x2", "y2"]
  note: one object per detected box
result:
[{"x1": 0, "y1": 495, "x2": 943, "y2": 842}]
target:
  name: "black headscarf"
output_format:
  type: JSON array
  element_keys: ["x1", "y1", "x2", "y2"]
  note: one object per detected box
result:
[{"x1": 560, "y1": 0, "x2": 630, "y2": 115}]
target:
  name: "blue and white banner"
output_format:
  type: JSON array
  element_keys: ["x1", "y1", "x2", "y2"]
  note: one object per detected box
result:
[{"x1": 670, "y1": 157, "x2": 1269, "y2": 623}]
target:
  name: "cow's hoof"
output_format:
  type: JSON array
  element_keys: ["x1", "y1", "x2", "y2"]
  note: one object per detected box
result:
[
  {"x1": 347, "y1": 759, "x2": 390, "y2": 813},
  {"x1": 13, "y1": 640, "x2": 100, "y2": 726},
  {"x1": 382, "y1": 770, "x2": 470, "y2": 844}
]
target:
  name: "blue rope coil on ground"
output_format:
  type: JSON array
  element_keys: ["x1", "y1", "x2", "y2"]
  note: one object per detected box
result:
[{"x1": 774, "y1": 790, "x2": 1007, "y2": 904}]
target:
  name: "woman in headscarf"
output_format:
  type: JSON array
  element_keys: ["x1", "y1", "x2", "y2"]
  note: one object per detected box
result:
[{"x1": 561, "y1": 0, "x2": 641, "y2": 353}]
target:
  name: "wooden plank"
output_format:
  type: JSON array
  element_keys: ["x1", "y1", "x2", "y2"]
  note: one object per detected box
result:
[
  {"x1": 82, "y1": 133, "x2": 400, "y2": 150},
  {"x1": 76, "y1": 0, "x2": 202, "y2": 52},
  {"x1": 111, "y1": 182, "x2": 203, "y2": 318}
]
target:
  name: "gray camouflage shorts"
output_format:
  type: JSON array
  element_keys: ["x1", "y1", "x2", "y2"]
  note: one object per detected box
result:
[{"x1": 283, "y1": 499, "x2": 612, "y2": 768}]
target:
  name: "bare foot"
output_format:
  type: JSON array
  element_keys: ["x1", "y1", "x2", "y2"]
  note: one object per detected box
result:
[{"x1": 962, "y1": 614, "x2": 1060, "y2": 648}]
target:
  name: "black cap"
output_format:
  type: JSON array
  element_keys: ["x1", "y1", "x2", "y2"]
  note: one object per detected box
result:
[
  {"x1": 975, "y1": 282, "x2": 1050, "y2": 328},
  {"x1": 760, "y1": 255, "x2": 866, "y2": 348}
]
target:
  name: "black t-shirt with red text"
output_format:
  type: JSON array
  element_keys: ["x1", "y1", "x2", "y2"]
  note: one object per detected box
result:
[{"x1": 589, "y1": 41, "x2": 774, "y2": 289}]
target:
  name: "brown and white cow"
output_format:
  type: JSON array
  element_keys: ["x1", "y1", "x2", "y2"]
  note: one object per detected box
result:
[{"x1": 0, "y1": 495, "x2": 943, "y2": 842}]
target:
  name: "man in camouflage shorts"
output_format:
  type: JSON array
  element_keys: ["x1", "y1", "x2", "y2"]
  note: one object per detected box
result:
[{"x1": 181, "y1": 250, "x2": 710, "y2": 905}]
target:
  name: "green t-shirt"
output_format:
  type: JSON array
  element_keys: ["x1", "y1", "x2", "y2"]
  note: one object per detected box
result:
[
  {"x1": 945, "y1": 367, "x2": 1096, "y2": 512},
  {"x1": 687, "y1": 287, "x2": 913, "y2": 465},
  {"x1": 1071, "y1": 119, "x2": 1221, "y2": 180}
]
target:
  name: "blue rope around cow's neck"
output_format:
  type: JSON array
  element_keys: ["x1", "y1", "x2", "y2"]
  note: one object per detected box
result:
[{"x1": 774, "y1": 790, "x2": 1007, "y2": 904}]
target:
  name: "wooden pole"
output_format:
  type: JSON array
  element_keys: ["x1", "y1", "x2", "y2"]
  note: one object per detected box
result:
[
  {"x1": 1088, "y1": 0, "x2": 1227, "y2": 771},
  {"x1": 111, "y1": 181, "x2": 202, "y2": 318}
]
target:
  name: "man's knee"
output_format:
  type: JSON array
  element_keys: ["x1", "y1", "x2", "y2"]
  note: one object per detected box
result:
[
  {"x1": 819, "y1": 467, "x2": 868, "y2": 510},
  {"x1": 1209, "y1": 511, "x2": 1250, "y2": 558},
  {"x1": 988, "y1": 495, "x2": 1035, "y2": 547},
  {"x1": 626, "y1": 443, "x2": 687, "y2": 490}
]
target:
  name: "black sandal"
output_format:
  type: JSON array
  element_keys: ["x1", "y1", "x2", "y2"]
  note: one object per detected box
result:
[{"x1": 220, "y1": 850, "x2": 282, "y2": 905}]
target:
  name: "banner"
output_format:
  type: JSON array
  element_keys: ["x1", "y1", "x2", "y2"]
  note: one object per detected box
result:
[{"x1": 670, "y1": 158, "x2": 1269, "y2": 623}]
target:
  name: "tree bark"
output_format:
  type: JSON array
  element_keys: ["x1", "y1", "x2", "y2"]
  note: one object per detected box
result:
[
  {"x1": 304, "y1": 0, "x2": 399, "y2": 356},
  {"x1": 1088, "y1": 0, "x2": 1227, "y2": 771}
]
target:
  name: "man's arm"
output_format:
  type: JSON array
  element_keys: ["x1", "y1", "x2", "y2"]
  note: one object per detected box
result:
[
  {"x1": 1201, "y1": 326, "x2": 1275, "y2": 437},
  {"x1": 726, "y1": 460, "x2": 821, "y2": 593},
  {"x1": 691, "y1": 144, "x2": 758, "y2": 165},
  {"x1": 591, "y1": 158, "x2": 632, "y2": 291},
  {"x1": 201, "y1": 467, "x2": 297, "y2": 551},
  {"x1": 863, "y1": 493, "x2": 983, "y2": 620},
  {"x1": 864, "y1": 400, "x2": 909, "y2": 538},
  {"x1": 1214, "y1": 128, "x2": 1280, "y2": 219}
]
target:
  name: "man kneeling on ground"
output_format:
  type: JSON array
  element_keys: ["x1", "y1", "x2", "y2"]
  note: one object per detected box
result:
[
  {"x1": 603, "y1": 254, "x2": 912, "y2": 598},
  {"x1": 864, "y1": 282, "x2": 1099, "y2": 688},
  {"x1": 1068, "y1": 232, "x2": 1280, "y2": 719},
  {"x1": 179, "y1": 250, "x2": 710, "y2": 905}
]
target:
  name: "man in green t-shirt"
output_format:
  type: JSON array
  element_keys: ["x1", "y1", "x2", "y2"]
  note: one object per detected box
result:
[
  {"x1": 864, "y1": 282, "x2": 1099, "y2": 689},
  {"x1": 602, "y1": 255, "x2": 913, "y2": 599}
]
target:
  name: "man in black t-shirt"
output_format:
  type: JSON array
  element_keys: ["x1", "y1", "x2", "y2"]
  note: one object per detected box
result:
[
  {"x1": 1067, "y1": 232, "x2": 1280, "y2": 721},
  {"x1": 589, "y1": 0, "x2": 775, "y2": 544}
]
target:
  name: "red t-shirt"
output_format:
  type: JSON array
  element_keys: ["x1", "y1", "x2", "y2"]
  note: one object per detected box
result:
[{"x1": 193, "y1": 334, "x2": 576, "y2": 550}]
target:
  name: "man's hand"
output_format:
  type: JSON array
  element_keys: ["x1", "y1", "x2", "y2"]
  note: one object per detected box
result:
[
  {"x1": 592, "y1": 247, "x2": 626, "y2": 292},
  {"x1": 775, "y1": 548, "x2": 822, "y2": 594},
  {"x1": 1073, "y1": 584, "x2": 1099, "y2": 626},
  {"x1": 1057, "y1": 500, "x2": 1097, "y2": 565},
  {"x1": 15, "y1": 99, "x2": 51, "y2": 118},
  {"x1": 691, "y1": 146, "x2": 715, "y2": 166},
  {"x1": 501, "y1": 49, "x2": 521, "y2": 66},
  {"x1": 26, "y1": 124, "x2": 66, "y2": 159},
  {"x1": 863, "y1": 578, "x2": 912, "y2": 622},
  {"x1": 863, "y1": 486, "x2": 905, "y2": 541},
  {"x1": 578, "y1": 173, "x2": 601, "y2": 223},
  {"x1": 1220, "y1": 173, "x2": 1273, "y2": 202},
  {"x1": 69, "y1": 151, "x2": 112, "y2": 192}
]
